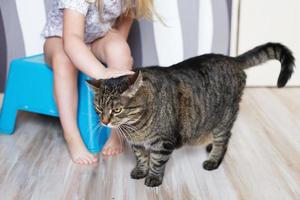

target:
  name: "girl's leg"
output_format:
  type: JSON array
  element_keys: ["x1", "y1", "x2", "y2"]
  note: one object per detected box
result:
[
  {"x1": 91, "y1": 29, "x2": 133, "y2": 156},
  {"x1": 44, "y1": 37, "x2": 98, "y2": 164}
]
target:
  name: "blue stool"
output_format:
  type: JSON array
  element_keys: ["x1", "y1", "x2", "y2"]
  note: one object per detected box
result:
[{"x1": 0, "y1": 54, "x2": 110, "y2": 153}]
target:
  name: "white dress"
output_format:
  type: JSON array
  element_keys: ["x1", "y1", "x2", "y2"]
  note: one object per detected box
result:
[{"x1": 41, "y1": 0, "x2": 127, "y2": 44}]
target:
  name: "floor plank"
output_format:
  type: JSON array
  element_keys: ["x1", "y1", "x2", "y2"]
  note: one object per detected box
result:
[{"x1": 0, "y1": 88, "x2": 299, "y2": 200}]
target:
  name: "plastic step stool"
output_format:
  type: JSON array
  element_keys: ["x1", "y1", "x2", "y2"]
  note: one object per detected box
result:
[{"x1": 0, "y1": 54, "x2": 110, "y2": 153}]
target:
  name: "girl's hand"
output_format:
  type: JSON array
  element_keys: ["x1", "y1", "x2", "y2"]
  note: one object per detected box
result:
[{"x1": 101, "y1": 68, "x2": 135, "y2": 79}]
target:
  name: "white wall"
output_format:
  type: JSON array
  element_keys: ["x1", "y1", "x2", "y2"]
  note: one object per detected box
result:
[
  {"x1": 231, "y1": 0, "x2": 300, "y2": 86},
  {"x1": 15, "y1": 0, "x2": 46, "y2": 55}
]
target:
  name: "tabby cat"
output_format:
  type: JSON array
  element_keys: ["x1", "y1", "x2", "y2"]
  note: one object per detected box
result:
[{"x1": 87, "y1": 43, "x2": 295, "y2": 187}]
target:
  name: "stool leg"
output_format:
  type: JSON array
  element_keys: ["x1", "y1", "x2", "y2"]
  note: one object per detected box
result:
[
  {"x1": 0, "y1": 94, "x2": 18, "y2": 134},
  {"x1": 77, "y1": 73, "x2": 110, "y2": 153},
  {"x1": 0, "y1": 60, "x2": 21, "y2": 134},
  {"x1": 78, "y1": 113, "x2": 110, "y2": 153}
]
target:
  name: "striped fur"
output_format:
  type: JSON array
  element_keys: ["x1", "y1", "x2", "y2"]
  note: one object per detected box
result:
[{"x1": 87, "y1": 43, "x2": 295, "y2": 187}]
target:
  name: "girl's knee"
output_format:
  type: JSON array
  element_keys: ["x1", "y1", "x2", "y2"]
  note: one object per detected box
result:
[
  {"x1": 105, "y1": 38, "x2": 130, "y2": 54},
  {"x1": 104, "y1": 39, "x2": 133, "y2": 66},
  {"x1": 107, "y1": 52, "x2": 133, "y2": 68}
]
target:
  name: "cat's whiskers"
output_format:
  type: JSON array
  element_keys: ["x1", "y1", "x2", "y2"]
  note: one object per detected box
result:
[
  {"x1": 120, "y1": 124, "x2": 135, "y2": 141},
  {"x1": 122, "y1": 123, "x2": 138, "y2": 132},
  {"x1": 122, "y1": 123, "x2": 143, "y2": 137},
  {"x1": 118, "y1": 125, "x2": 132, "y2": 142},
  {"x1": 116, "y1": 126, "x2": 126, "y2": 141},
  {"x1": 114, "y1": 127, "x2": 126, "y2": 144},
  {"x1": 120, "y1": 123, "x2": 147, "y2": 142},
  {"x1": 121, "y1": 124, "x2": 135, "y2": 137}
]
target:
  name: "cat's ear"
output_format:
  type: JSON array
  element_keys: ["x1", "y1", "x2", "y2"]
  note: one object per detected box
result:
[
  {"x1": 122, "y1": 71, "x2": 143, "y2": 98},
  {"x1": 86, "y1": 79, "x2": 102, "y2": 92}
]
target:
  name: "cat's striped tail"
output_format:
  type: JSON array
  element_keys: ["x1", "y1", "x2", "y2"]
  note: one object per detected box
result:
[{"x1": 236, "y1": 43, "x2": 295, "y2": 87}]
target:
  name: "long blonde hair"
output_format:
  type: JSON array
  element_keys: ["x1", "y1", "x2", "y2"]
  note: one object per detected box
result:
[{"x1": 86, "y1": 0, "x2": 155, "y2": 21}]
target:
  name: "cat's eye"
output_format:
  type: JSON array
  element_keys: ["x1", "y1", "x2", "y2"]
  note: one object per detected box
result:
[{"x1": 113, "y1": 107, "x2": 122, "y2": 113}]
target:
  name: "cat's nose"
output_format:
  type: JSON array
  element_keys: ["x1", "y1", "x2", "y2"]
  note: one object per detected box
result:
[{"x1": 102, "y1": 117, "x2": 109, "y2": 125}]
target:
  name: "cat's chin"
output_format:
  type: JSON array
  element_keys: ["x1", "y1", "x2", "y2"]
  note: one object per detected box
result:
[{"x1": 100, "y1": 123, "x2": 115, "y2": 128}]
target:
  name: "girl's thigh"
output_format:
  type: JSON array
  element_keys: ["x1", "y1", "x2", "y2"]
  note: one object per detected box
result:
[{"x1": 90, "y1": 30, "x2": 132, "y2": 69}]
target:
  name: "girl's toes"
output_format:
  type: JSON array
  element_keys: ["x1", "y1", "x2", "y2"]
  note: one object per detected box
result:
[
  {"x1": 75, "y1": 158, "x2": 83, "y2": 164},
  {"x1": 115, "y1": 148, "x2": 121, "y2": 155},
  {"x1": 92, "y1": 156, "x2": 98, "y2": 163},
  {"x1": 82, "y1": 158, "x2": 89, "y2": 165},
  {"x1": 92, "y1": 155, "x2": 98, "y2": 161},
  {"x1": 102, "y1": 148, "x2": 108, "y2": 155},
  {"x1": 86, "y1": 157, "x2": 94, "y2": 164},
  {"x1": 87, "y1": 155, "x2": 97, "y2": 164},
  {"x1": 106, "y1": 148, "x2": 112, "y2": 156},
  {"x1": 84, "y1": 157, "x2": 92, "y2": 164},
  {"x1": 86, "y1": 153, "x2": 95, "y2": 161},
  {"x1": 109, "y1": 150, "x2": 114, "y2": 155},
  {"x1": 87, "y1": 159, "x2": 93, "y2": 164}
]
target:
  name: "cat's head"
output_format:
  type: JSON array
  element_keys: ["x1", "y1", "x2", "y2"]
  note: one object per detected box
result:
[{"x1": 86, "y1": 71, "x2": 147, "y2": 128}]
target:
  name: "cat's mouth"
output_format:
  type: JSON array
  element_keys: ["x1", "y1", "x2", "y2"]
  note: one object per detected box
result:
[
  {"x1": 100, "y1": 118, "x2": 131, "y2": 129},
  {"x1": 101, "y1": 123, "x2": 114, "y2": 128},
  {"x1": 100, "y1": 121, "x2": 119, "y2": 129}
]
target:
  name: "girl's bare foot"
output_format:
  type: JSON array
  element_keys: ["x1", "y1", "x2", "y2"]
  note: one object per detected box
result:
[
  {"x1": 64, "y1": 132, "x2": 98, "y2": 165},
  {"x1": 102, "y1": 129, "x2": 124, "y2": 156}
]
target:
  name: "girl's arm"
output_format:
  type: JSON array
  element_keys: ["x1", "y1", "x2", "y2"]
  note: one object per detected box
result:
[{"x1": 63, "y1": 9, "x2": 134, "y2": 79}]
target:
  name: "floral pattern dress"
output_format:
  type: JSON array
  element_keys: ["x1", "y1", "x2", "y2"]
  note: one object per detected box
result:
[{"x1": 41, "y1": 0, "x2": 127, "y2": 44}]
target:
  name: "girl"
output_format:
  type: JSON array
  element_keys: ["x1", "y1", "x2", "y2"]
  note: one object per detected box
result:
[{"x1": 41, "y1": 0, "x2": 154, "y2": 164}]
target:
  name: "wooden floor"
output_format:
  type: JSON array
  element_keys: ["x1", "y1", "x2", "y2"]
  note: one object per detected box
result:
[{"x1": 0, "y1": 88, "x2": 300, "y2": 200}]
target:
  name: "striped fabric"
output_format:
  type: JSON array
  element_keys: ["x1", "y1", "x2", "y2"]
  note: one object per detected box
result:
[{"x1": 0, "y1": 0, "x2": 232, "y2": 92}]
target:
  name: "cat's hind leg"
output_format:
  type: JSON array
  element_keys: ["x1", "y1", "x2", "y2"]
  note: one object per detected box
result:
[{"x1": 203, "y1": 130, "x2": 231, "y2": 170}]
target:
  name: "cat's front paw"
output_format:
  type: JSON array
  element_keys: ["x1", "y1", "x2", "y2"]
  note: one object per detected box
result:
[
  {"x1": 202, "y1": 159, "x2": 221, "y2": 171},
  {"x1": 144, "y1": 175, "x2": 163, "y2": 187},
  {"x1": 130, "y1": 167, "x2": 148, "y2": 179}
]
